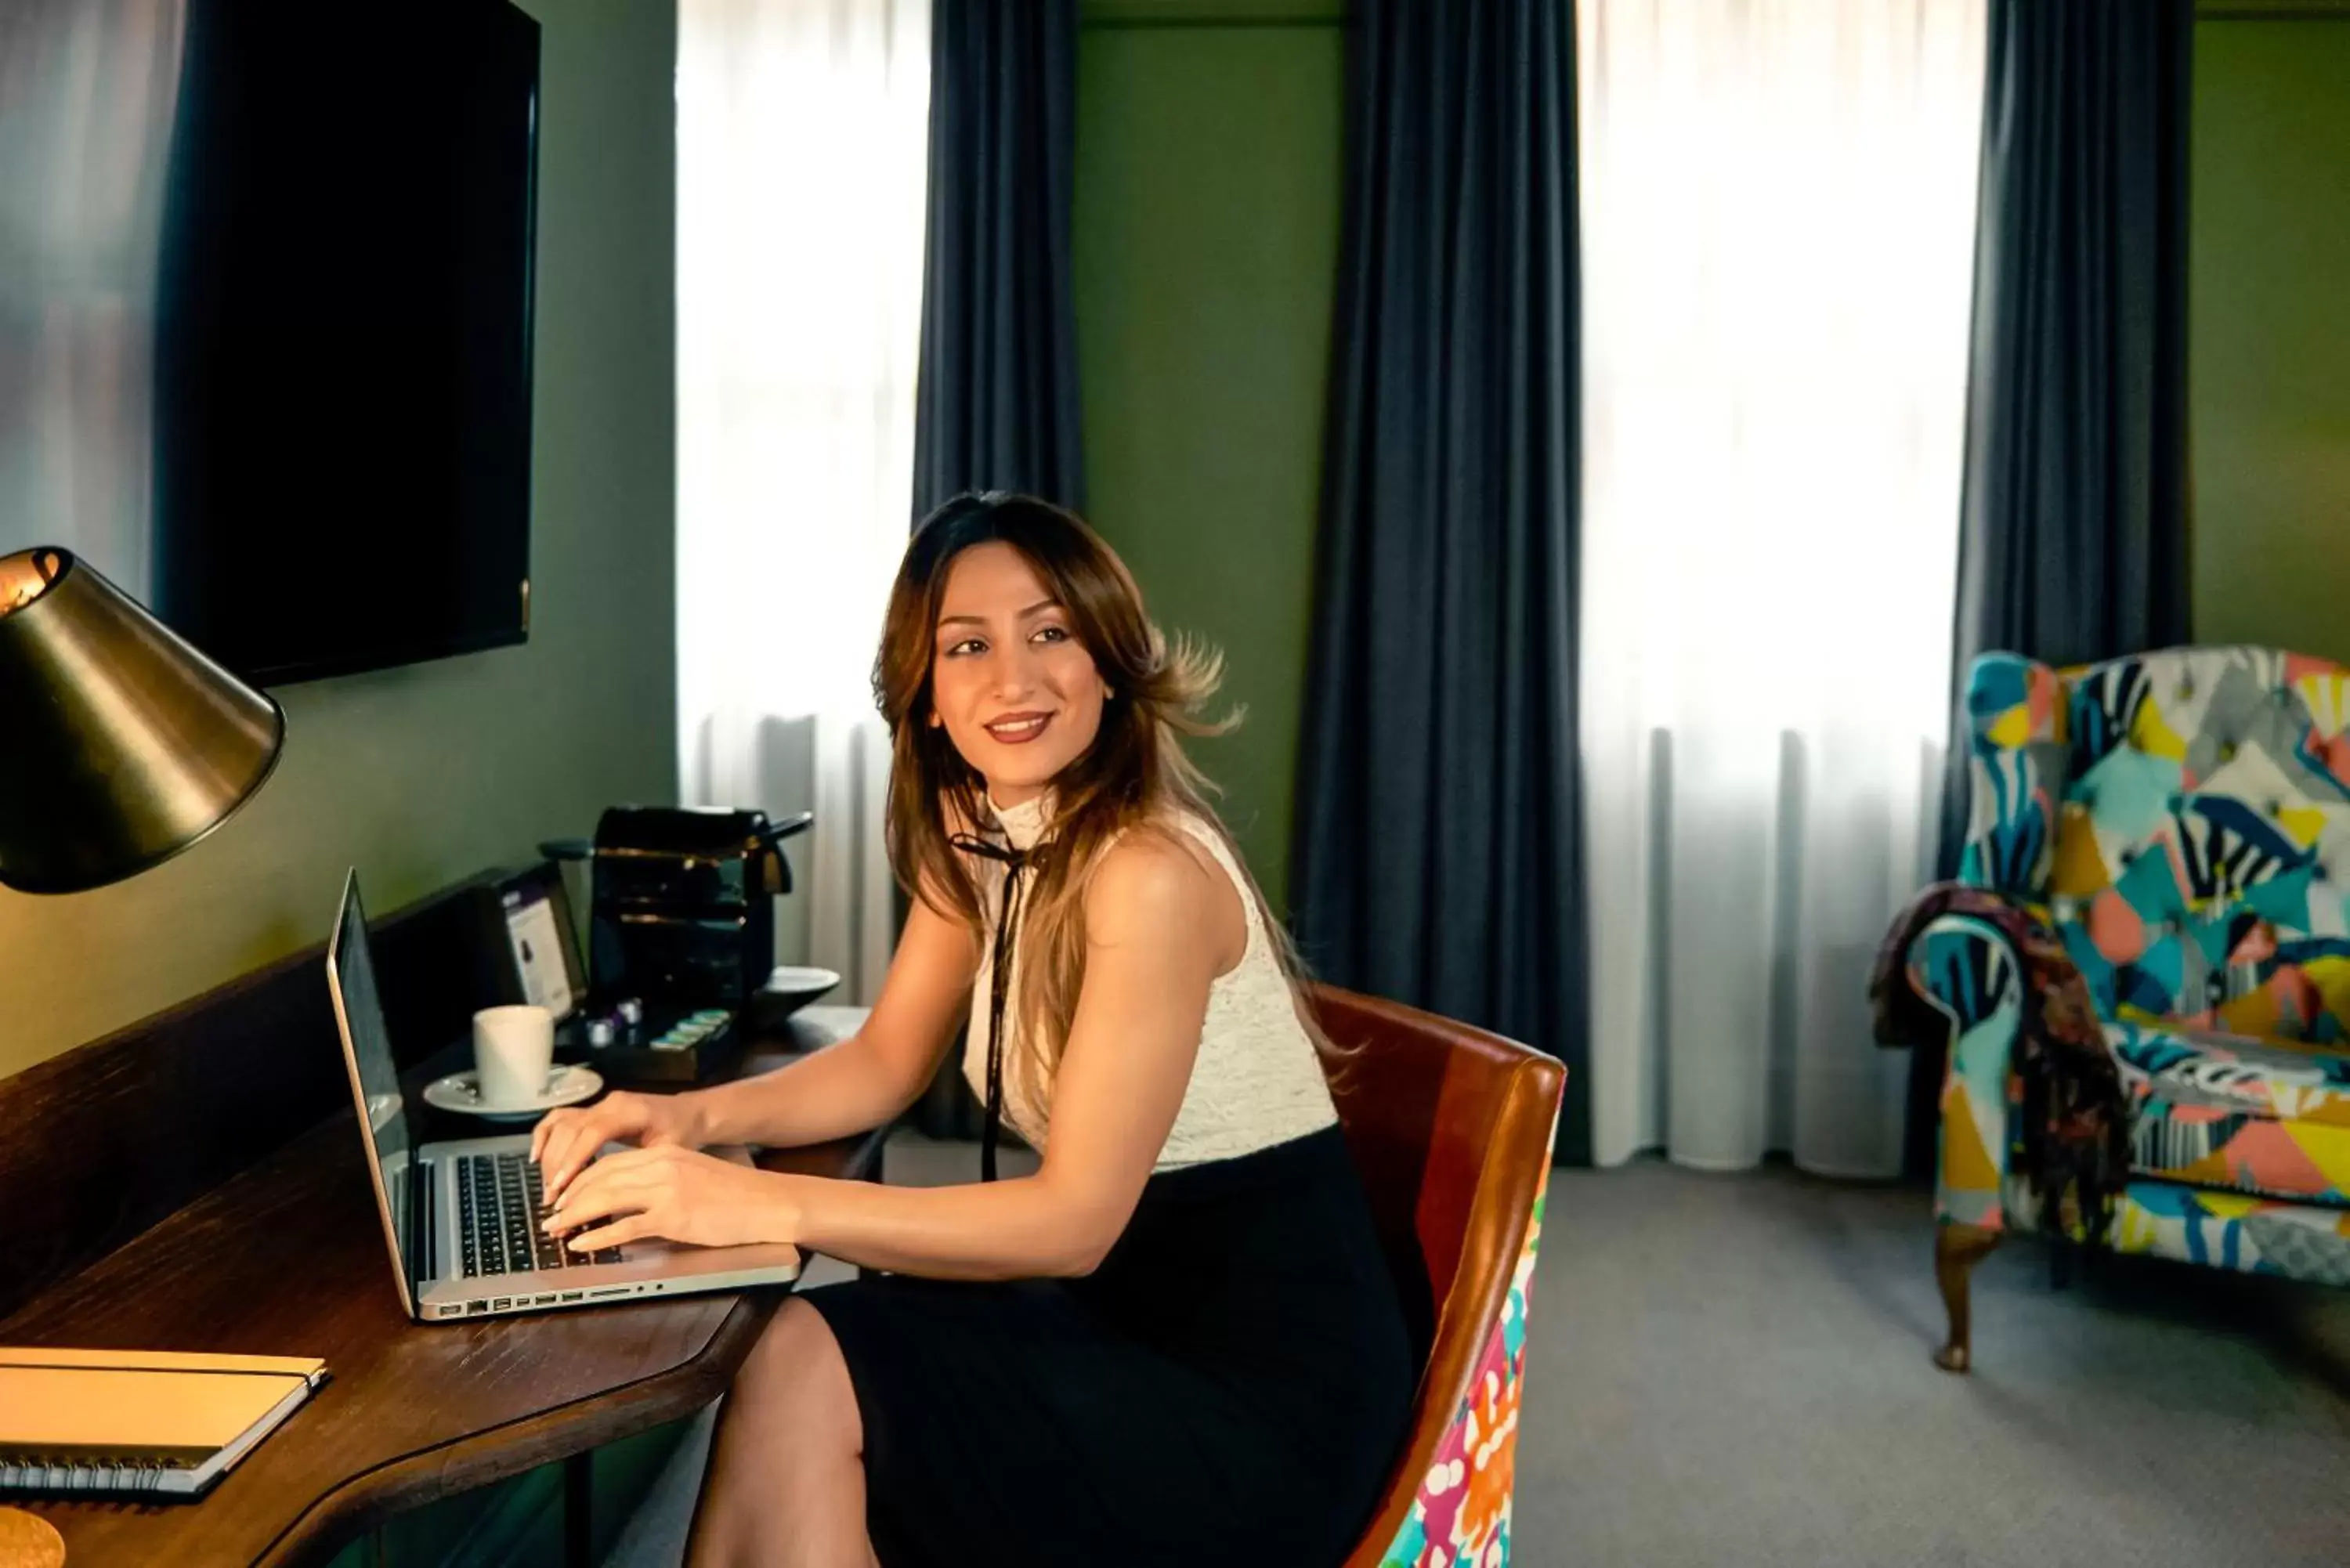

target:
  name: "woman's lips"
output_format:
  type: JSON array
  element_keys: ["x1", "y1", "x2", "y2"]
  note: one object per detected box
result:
[{"x1": 985, "y1": 713, "x2": 1053, "y2": 745}]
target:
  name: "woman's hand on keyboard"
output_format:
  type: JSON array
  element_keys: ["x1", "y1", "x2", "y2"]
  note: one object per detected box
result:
[
  {"x1": 532, "y1": 1090, "x2": 703, "y2": 1206},
  {"x1": 540, "y1": 1145, "x2": 796, "y2": 1252}
]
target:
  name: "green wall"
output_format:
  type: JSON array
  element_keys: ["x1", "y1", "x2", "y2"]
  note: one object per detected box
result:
[
  {"x1": 1074, "y1": 0, "x2": 1346, "y2": 914},
  {"x1": 0, "y1": 0, "x2": 678, "y2": 1080},
  {"x1": 2189, "y1": 15, "x2": 2350, "y2": 659},
  {"x1": 1078, "y1": 4, "x2": 2350, "y2": 900}
]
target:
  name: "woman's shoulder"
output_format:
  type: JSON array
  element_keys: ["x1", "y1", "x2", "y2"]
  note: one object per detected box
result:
[
  {"x1": 1091, "y1": 808, "x2": 1239, "y2": 891},
  {"x1": 1084, "y1": 817, "x2": 1220, "y2": 920},
  {"x1": 1083, "y1": 810, "x2": 1249, "y2": 966}
]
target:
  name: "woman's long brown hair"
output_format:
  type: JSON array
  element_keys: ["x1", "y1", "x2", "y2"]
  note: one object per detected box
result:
[{"x1": 871, "y1": 492, "x2": 1322, "y2": 1121}]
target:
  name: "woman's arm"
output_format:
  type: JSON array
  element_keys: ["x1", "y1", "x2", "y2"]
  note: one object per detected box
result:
[
  {"x1": 547, "y1": 832, "x2": 1231, "y2": 1278},
  {"x1": 679, "y1": 888, "x2": 982, "y2": 1148}
]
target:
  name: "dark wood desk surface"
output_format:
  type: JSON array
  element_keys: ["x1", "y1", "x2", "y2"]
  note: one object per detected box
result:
[{"x1": 2, "y1": 1036, "x2": 882, "y2": 1568}]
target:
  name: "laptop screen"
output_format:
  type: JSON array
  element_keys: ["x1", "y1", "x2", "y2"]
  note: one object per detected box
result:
[{"x1": 326, "y1": 871, "x2": 419, "y2": 1302}]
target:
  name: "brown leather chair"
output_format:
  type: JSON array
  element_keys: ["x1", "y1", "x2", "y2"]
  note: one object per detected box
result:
[{"x1": 1305, "y1": 984, "x2": 1566, "y2": 1568}]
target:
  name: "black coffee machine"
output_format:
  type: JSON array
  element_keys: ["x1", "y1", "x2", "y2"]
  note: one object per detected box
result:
[
  {"x1": 587, "y1": 805, "x2": 810, "y2": 1006},
  {"x1": 541, "y1": 806, "x2": 812, "y2": 1081},
  {"x1": 573, "y1": 805, "x2": 812, "y2": 1006}
]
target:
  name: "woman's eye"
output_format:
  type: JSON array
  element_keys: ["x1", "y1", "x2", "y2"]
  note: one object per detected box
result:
[
  {"x1": 945, "y1": 638, "x2": 985, "y2": 658},
  {"x1": 1033, "y1": 626, "x2": 1069, "y2": 645}
]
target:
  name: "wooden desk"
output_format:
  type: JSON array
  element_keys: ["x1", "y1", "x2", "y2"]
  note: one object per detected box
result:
[
  {"x1": 2, "y1": 1034, "x2": 880, "y2": 1568},
  {"x1": 0, "y1": 873, "x2": 883, "y2": 1567}
]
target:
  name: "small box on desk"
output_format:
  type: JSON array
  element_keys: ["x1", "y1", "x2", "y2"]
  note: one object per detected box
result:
[
  {"x1": 558, "y1": 992, "x2": 866, "y2": 1086},
  {"x1": 558, "y1": 1006, "x2": 743, "y2": 1084}
]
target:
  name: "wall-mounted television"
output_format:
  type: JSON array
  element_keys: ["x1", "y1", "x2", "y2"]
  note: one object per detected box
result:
[{"x1": 0, "y1": 0, "x2": 541, "y2": 686}]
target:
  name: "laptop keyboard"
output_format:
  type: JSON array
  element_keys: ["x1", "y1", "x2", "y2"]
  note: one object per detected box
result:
[{"x1": 456, "y1": 1151, "x2": 620, "y2": 1277}]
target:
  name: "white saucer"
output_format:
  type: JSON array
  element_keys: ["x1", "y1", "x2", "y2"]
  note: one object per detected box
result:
[
  {"x1": 764, "y1": 965, "x2": 843, "y2": 1008},
  {"x1": 744, "y1": 966, "x2": 844, "y2": 1032},
  {"x1": 423, "y1": 1064, "x2": 604, "y2": 1122}
]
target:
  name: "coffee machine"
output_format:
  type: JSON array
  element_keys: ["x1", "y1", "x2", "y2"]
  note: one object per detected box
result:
[
  {"x1": 583, "y1": 805, "x2": 810, "y2": 1007},
  {"x1": 541, "y1": 805, "x2": 813, "y2": 1081}
]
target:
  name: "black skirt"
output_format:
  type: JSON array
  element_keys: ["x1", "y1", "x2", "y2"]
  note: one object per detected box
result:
[{"x1": 798, "y1": 1125, "x2": 1415, "y2": 1568}]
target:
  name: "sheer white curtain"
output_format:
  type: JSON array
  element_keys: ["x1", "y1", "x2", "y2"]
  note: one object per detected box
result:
[
  {"x1": 1578, "y1": 0, "x2": 1987, "y2": 1176},
  {"x1": 677, "y1": 0, "x2": 929, "y2": 1006}
]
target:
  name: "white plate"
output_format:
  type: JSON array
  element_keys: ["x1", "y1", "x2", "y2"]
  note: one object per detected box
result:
[{"x1": 422, "y1": 1064, "x2": 604, "y2": 1122}]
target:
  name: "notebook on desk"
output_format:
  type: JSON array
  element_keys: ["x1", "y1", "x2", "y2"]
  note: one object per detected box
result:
[{"x1": 0, "y1": 1348, "x2": 327, "y2": 1498}]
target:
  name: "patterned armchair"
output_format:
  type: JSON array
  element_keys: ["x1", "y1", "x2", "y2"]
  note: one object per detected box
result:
[{"x1": 1900, "y1": 646, "x2": 2350, "y2": 1370}]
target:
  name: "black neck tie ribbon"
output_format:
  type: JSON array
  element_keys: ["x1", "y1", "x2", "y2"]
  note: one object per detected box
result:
[{"x1": 949, "y1": 832, "x2": 1034, "y2": 1182}]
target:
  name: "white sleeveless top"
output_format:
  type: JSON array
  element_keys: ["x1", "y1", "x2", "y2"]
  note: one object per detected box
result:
[{"x1": 961, "y1": 793, "x2": 1339, "y2": 1172}]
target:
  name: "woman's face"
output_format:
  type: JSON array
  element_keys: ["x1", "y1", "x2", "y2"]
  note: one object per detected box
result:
[{"x1": 929, "y1": 542, "x2": 1109, "y2": 807}]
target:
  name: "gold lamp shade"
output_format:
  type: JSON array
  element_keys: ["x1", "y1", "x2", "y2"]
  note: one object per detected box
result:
[{"x1": 0, "y1": 547, "x2": 285, "y2": 894}]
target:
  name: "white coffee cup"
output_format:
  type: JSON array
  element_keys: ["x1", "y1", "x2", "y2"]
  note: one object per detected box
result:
[{"x1": 473, "y1": 1004, "x2": 555, "y2": 1108}]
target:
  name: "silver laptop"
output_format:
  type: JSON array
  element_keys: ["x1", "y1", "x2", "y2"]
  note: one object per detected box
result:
[{"x1": 325, "y1": 869, "x2": 801, "y2": 1321}]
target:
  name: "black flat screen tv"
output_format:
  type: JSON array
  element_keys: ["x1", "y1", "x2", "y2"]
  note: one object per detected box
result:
[{"x1": 150, "y1": 0, "x2": 541, "y2": 684}]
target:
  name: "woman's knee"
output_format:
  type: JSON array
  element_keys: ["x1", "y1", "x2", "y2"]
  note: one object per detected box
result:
[{"x1": 733, "y1": 1297, "x2": 861, "y2": 1444}]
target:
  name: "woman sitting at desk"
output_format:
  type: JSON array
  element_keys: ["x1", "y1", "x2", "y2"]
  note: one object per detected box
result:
[{"x1": 532, "y1": 492, "x2": 1412, "y2": 1568}]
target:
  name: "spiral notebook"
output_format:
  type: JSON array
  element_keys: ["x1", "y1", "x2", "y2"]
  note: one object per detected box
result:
[{"x1": 0, "y1": 1348, "x2": 328, "y2": 1499}]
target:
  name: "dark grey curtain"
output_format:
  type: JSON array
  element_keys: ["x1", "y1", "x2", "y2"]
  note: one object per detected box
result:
[
  {"x1": 909, "y1": 0, "x2": 1084, "y2": 516},
  {"x1": 1291, "y1": 0, "x2": 1588, "y2": 1162},
  {"x1": 905, "y1": 0, "x2": 1083, "y2": 1138},
  {"x1": 1950, "y1": 0, "x2": 2193, "y2": 687},
  {"x1": 1914, "y1": 0, "x2": 2194, "y2": 1175}
]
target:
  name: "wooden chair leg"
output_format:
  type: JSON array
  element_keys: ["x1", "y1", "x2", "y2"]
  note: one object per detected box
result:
[{"x1": 1933, "y1": 1221, "x2": 2001, "y2": 1373}]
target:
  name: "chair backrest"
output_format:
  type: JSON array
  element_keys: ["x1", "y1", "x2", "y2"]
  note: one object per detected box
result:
[
  {"x1": 1960, "y1": 645, "x2": 2350, "y2": 1040},
  {"x1": 1306, "y1": 984, "x2": 1564, "y2": 1568}
]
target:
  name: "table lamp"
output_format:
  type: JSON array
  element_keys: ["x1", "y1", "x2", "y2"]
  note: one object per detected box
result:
[
  {"x1": 0, "y1": 547, "x2": 284, "y2": 894},
  {"x1": 0, "y1": 545, "x2": 287, "y2": 1568}
]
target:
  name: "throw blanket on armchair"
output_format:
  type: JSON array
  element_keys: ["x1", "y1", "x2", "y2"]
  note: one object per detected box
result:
[{"x1": 1871, "y1": 883, "x2": 2131, "y2": 1245}]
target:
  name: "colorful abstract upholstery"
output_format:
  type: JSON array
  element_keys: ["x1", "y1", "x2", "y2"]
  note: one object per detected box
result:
[
  {"x1": 2111, "y1": 1179, "x2": 2350, "y2": 1285},
  {"x1": 1912, "y1": 646, "x2": 2350, "y2": 1292},
  {"x1": 2112, "y1": 1021, "x2": 2350, "y2": 1209},
  {"x1": 1376, "y1": 1163, "x2": 1548, "y2": 1568}
]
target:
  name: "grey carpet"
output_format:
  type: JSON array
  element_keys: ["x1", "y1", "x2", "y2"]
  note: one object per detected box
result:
[
  {"x1": 611, "y1": 1140, "x2": 2350, "y2": 1567},
  {"x1": 1523, "y1": 1158, "x2": 2350, "y2": 1567}
]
